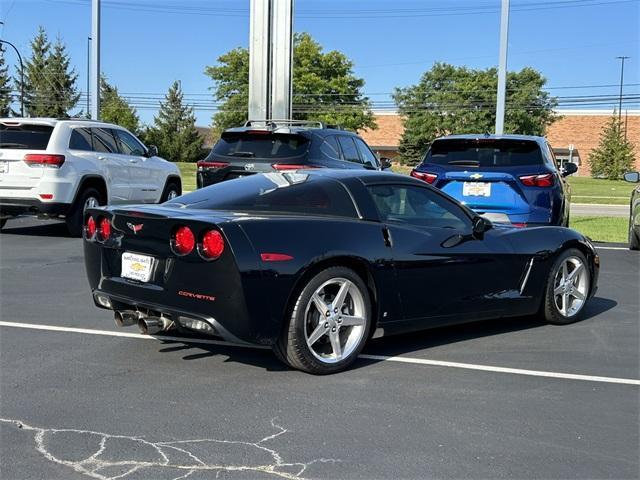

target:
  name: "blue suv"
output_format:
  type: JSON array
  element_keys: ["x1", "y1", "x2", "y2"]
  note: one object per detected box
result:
[{"x1": 410, "y1": 134, "x2": 577, "y2": 226}]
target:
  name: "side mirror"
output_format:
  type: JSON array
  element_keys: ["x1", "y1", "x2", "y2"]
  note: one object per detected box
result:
[
  {"x1": 623, "y1": 171, "x2": 640, "y2": 183},
  {"x1": 380, "y1": 157, "x2": 393, "y2": 170},
  {"x1": 561, "y1": 162, "x2": 578, "y2": 177},
  {"x1": 146, "y1": 145, "x2": 158, "y2": 158},
  {"x1": 472, "y1": 216, "x2": 492, "y2": 238}
]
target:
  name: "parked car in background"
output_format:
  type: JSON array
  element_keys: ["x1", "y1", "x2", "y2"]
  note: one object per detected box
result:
[
  {"x1": 196, "y1": 120, "x2": 391, "y2": 188},
  {"x1": 410, "y1": 134, "x2": 577, "y2": 227},
  {"x1": 0, "y1": 118, "x2": 182, "y2": 236},
  {"x1": 623, "y1": 171, "x2": 640, "y2": 250},
  {"x1": 84, "y1": 169, "x2": 598, "y2": 374}
]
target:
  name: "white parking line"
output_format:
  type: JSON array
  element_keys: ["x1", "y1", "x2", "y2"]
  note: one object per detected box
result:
[{"x1": 1, "y1": 320, "x2": 638, "y2": 386}]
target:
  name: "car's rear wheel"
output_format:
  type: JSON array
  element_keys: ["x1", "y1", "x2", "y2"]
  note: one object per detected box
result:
[
  {"x1": 66, "y1": 187, "x2": 104, "y2": 237},
  {"x1": 628, "y1": 215, "x2": 640, "y2": 250},
  {"x1": 543, "y1": 248, "x2": 590, "y2": 325},
  {"x1": 160, "y1": 180, "x2": 181, "y2": 203},
  {"x1": 274, "y1": 266, "x2": 372, "y2": 374}
]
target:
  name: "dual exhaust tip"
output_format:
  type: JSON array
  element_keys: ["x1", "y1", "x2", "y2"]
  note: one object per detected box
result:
[{"x1": 114, "y1": 310, "x2": 173, "y2": 335}]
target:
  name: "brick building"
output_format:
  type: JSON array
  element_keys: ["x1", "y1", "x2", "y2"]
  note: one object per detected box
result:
[{"x1": 359, "y1": 110, "x2": 640, "y2": 176}]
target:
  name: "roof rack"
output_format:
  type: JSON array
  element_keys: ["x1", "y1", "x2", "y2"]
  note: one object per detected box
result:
[{"x1": 243, "y1": 119, "x2": 327, "y2": 130}]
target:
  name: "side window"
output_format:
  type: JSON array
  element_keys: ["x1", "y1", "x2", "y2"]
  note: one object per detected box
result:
[
  {"x1": 354, "y1": 138, "x2": 379, "y2": 169},
  {"x1": 546, "y1": 142, "x2": 560, "y2": 169},
  {"x1": 337, "y1": 136, "x2": 360, "y2": 163},
  {"x1": 368, "y1": 184, "x2": 471, "y2": 230},
  {"x1": 69, "y1": 128, "x2": 93, "y2": 151},
  {"x1": 92, "y1": 128, "x2": 118, "y2": 153},
  {"x1": 114, "y1": 129, "x2": 146, "y2": 156},
  {"x1": 320, "y1": 135, "x2": 342, "y2": 160}
]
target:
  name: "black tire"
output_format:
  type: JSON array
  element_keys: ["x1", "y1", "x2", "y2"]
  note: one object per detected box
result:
[
  {"x1": 65, "y1": 187, "x2": 104, "y2": 237},
  {"x1": 0, "y1": 218, "x2": 7, "y2": 231},
  {"x1": 160, "y1": 180, "x2": 181, "y2": 203},
  {"x1": 543, "y1": 248, "x2": 590, "y2": 325},
  {"x1": 628, "y1": 215, "x2": 640, "y2": 250},
  {"x1": 273, "y1": 266, "x2": 372, "y2": 374}
]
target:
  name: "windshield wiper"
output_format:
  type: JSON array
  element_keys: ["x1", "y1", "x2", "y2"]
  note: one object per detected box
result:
[
  {"x1": 0, "y1": 142, "x2": 29, "y2": 148},
  {"x1": 227, "y1": 151, "x2": 255, "y2": 158}
]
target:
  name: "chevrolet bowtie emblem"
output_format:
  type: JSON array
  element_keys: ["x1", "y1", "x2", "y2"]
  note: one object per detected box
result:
[
  {"x1": 470, "y1": 173, "x2": 483, "y2": 180},
  {"x1": 127, "y1": 222, "x2": 143, "y2": 234}
]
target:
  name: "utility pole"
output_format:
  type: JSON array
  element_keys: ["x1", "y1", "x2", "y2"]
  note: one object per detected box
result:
[
  {"x1": 0, "y1": 39, "x2": 25, "y2": 117},
  {"x1": 87, "y1": 36, "x2": 91, "y2": 116},
  {"x1": 90, "y1": 0, "x2": 100, "y2": 120},
  {"x1": 615, "y1": 56, "x2": 629, "y2": 124},
  {"x1": 495, "y1": 0, "x2": 510, "y2": 135},
  {"x1": 248, "y1": 0, "x2": 294, "y2": 123}
]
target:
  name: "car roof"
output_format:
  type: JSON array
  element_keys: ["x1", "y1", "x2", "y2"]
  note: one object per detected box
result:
[
  {"x1": 223, "y1": 120, "x2": 356, "y2": 138},
  {"x1": 0, "y1": 117, "x2": 128, "y2": 129},
  {"x1": 304, "y1": 168, "x2": 423, "y2": 186},
  {"x1": 435, "y1": 133, "x2": 546, "y2": 143}
]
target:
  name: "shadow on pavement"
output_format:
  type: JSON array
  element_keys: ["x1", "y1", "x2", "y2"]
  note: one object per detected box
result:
[
  {"x1": 0, "y1": 219, "x2": 72, "y2": 238},
  {"x1": 149, "y1": 295, "x2": 617, "y2": 373}
]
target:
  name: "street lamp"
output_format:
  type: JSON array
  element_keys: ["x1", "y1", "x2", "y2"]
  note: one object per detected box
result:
[
  {"x1": 87, "y1": 36, "x2": 92, "y2": 116},
  {"x1": 0, "y1": 39, "x2": 25, "y2": 117}
]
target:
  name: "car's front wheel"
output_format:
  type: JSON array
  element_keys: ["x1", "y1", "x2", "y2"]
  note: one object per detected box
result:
[
  {"x1": 274, "y1": 266, "x2": 372, "y2": 374},
  {"x1": 543, "y1": 248, "x2": 590, "y2": 325}
]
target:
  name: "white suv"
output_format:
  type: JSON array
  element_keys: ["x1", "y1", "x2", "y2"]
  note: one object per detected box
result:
[{"x1": 0, "y1": 118, "x2": 182, "y2": 236}]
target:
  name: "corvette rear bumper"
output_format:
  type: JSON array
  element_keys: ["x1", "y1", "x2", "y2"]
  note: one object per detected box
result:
[{"x1": 92, "y1": 290, "x2": 253, "y2": 345}]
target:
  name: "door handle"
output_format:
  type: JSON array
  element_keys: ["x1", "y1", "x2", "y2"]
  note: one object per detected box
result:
[
  {"x1": 129, "y1": 159, "x2": 138, "y2": 163},
  {"x1": 98, "y1": 156, "x2": 106, "y2": 160}
]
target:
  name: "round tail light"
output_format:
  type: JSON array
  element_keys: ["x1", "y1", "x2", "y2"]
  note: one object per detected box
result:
[
  {"x1": 172, "y1": 226, "x2": 195, "y2": 255},
  {"x1": 98, "y1": 217, "x2": 112, "y2": 241},
  {"x1": 86, "y1": 216, "x2": 96, "y2": 238},
  {"x1": 200, "y1": 230, "x2": 225, "y2": 260}
]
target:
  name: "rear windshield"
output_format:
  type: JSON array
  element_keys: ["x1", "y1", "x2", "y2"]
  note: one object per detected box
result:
[
  {"x1": 0, "y1": 124, "x2": 54, "y2": 150},
  {"x1": 425, "y1": 139, "x2": 543, "y2": 167},
  {"x1": 167, "y1": 173, "x2": 357, "y2": 218},
  {"x1": 211, "y1": 132, "x2": 310, "y2": 159}
]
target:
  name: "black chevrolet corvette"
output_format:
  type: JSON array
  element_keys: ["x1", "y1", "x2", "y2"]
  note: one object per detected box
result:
[{"x1": 84, "y1": 170, "x2": 599, "y2": 374}]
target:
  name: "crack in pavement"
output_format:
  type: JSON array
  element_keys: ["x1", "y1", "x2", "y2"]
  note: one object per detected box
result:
[{"x1": 0, "y1": 417, "x2": 339, "y2": 479}]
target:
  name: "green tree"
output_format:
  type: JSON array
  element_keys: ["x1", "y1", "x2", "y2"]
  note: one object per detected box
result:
[
  {"x1": 205, "y1": 32, "x2": 376, "y2": 132},
  {"x1": 0, "y1": 48, "x2": 12, "y2": 116},
  {"x1": 145, "y1": 81, "x2": 203, "y2": 162},
  {"x1": 15, "y1": 27, "x2": 79, "y2": 117},
  {"x1": 588, "y1": 113, "x2": 636, "y2": 179},
  {"x1": 100, "y1": 76, "x2": 140, "y2": 134},
  {"x1": 46, "y1": 36, "x2": 80, "y2": 117},
  {"x1": 394, "y1": 63, "x2": 558, "y2": 164}
]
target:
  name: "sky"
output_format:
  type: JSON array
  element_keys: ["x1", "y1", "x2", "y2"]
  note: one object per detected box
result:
[{"x1": 1, "y1": 0, "x2": 638, "y2": 126}]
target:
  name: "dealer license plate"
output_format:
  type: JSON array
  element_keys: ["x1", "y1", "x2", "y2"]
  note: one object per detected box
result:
[
  {"x1": 121, "y1": 252, "x2": 154, "y2": 282},
  {"x1": 0, "y1": 161, "x2": 8, "y2": 174},
  {"x1": 463, "y1": 182, "x2": 491, "y2": 197}
]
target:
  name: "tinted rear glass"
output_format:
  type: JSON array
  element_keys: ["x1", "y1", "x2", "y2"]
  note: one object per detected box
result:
[
  {"x1": 425, "y1": 139, "x2": 543, "y2": 167},
  {"x1": 167, "y1": 173, "x2": 357, "y2": 218},
  {"x1": 0, "y1": 124, "x2": 54, "y2": 150},
  {"x1": 212, "y1": 133, "x2": 310, "y2": 159}
]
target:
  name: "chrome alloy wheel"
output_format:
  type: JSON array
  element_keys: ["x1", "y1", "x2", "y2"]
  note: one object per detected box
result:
[
  {"x1": 304, "y1": 277, "x2": 367, "y2": 364},
  {"x1": 167, "y1": 189, "x2": 179, "y2": 200},
  {"x1": 553, "y1": 256, "x2": 589, "y2": 317},
  {"x1": 83, "y1": 196, "x2": 99, "y2": 212}
]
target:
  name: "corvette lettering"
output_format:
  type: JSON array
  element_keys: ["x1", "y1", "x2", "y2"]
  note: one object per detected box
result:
[{"x1": 178, "y1": 290, "x2": 216, "y2": 302}]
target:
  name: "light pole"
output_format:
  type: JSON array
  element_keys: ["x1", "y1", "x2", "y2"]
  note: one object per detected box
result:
[
  {"x1": 0, "y1": 39, "x2": 25, "y2": 117},
  {"x1": 91, "y1": 0, "x2": 100, "y2": 120},
  {"x1": 615, "y1": 56, "x2": 630, "y2": 125},
  {"x1": 87, "y1": 36, "x2": 91, "y2": 116},
  {"x1": 495, "y1": 0, "x2": 510, "y2": 135}
]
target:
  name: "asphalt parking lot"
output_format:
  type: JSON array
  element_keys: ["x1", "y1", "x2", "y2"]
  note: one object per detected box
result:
[{"x1": 1, "y1": 217, "x2": 638, "y2": 480}]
